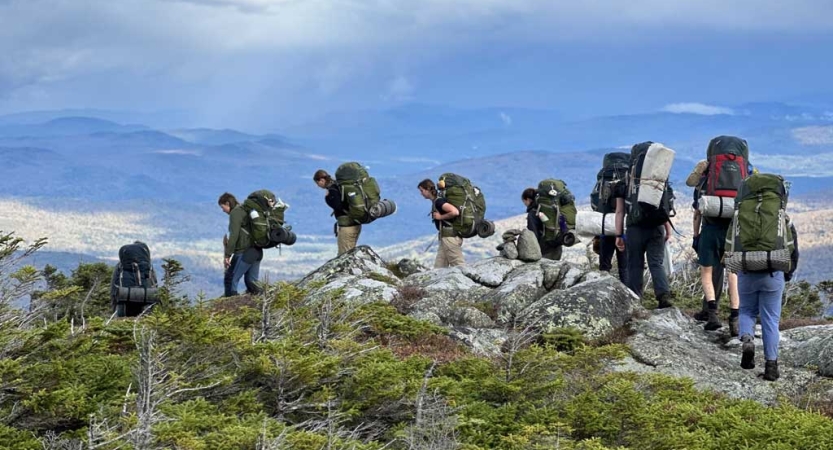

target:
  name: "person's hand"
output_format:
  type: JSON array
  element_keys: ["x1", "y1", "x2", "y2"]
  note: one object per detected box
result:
[
  {"x1": 615, "y1": 236, "x2": 625, "y2": 252},
  {"x1": 784, "y1": 272, "x2": 793, "y2": 282},
  {"x1": 692, "y1": 235, "x2": 700, "y2": 251},
  {"x1": 224, "y1": 257, "x2": 231, "y2": 269},
  {"x1": 432, "y1": 211, "x2": 443, "y2": 220}
]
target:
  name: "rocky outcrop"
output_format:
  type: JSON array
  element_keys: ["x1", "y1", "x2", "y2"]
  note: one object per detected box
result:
[
  {"x1": 296, "y1": 246, "x2": 400, "y2": 304},
  {"x1": 614, "y1": 308, "x2": 833, "y2": 405},
  {"x1": 396, "y1": 258, "x2": 428, "y2": 277},
  {"x1": 517, "y1": 229, "x2": 542, "y2": 262},
  {"x1": 780, "y1": 325, "x2": 833, "y2": 377},
  {"x1": 522, "y1": 275, "x2": 641, "y2": 338}
]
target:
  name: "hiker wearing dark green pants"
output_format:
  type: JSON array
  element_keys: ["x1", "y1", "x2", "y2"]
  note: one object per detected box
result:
[
  {"x1": 218, "y1": 192, "x2": 262, "y2": 297},
  {"x1": 314, "y1": 169, "x2": 361, "y2": 255}
]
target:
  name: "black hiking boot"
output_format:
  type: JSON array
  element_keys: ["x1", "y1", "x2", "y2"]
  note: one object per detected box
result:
[
  {"x1": 656, "y1": 292, "x2": 673, "y2": 309},
  {"x1": 763, "y1": 360, "x2": 780, "y2": 381},
  {"x1": 741, "y1": 335, "x2": 755, "y2": 370},
  {"x1": 729, "y1": 316, "x2": 739, "y2": 338},
  {"x1": 693, "y1": 309, "x2": 709, "y2": 321},
  {"x1": 704, "y1": 309, "x2": 723, "y2": 331}
]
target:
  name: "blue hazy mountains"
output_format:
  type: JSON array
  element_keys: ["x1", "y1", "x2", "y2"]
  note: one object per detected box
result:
[{"x1": 3, "y1": 101, "x2": 833, "y2": 245}]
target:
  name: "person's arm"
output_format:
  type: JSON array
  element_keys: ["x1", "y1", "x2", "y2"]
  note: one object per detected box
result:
[
  {"x1": 692, "y1": 210, "x2": 702, "y2": 237},
  {"x1": 786, "y1": 222, "x2": 799, "y2": 281},
  {"x1": 615, "y1": 197, "x2": 626, "y2": 251},
  {"x1": 432, "y1": 201, "x2": 459, "y2": 221},
  {"x1": 664, "y1": 221, "x2": 672, "y2": 242},
  {"x1": 325, "y1": 186, "x2": 344, "y2": 214},
  {"x1": 226, "y1": 208, "x2": 244, "y2": 258}
]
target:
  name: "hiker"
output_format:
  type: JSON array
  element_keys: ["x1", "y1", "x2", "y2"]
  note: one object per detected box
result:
[
  {"x1": 590, "y1": 152, "x2": 630, "y2": 283},
  {"x1": 614, "y1": 142, "x2": 675, "y2": 307},
  {"x1": 314, "y1": 169, "x2": 361, "y2": 255},
  {"x1": 725, "y1": 173, "x2": 799, "y2": 381},
  {"x1": 690, "y1": 137, "x2": 755, "y2": 335},
  {"x1": 522, "y1": 188, "x2": 562, "y2": 260},
  {"x1": 218, "y1": 192, "x2": 262, "y2": 296},
  {"x1": 418, "y1": 178, "x2": 465, "y2": 268}
]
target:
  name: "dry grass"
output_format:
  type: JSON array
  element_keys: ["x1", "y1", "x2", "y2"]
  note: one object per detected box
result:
[
  {"x1": 390, "y1": 285, "x2": 427, "y2": 314},
  {"x1": 385, "y1": 334, "x2": 469, "y2": 363},
  {"x1": 780, "y1": 317, "x2": 833, "y2": 331}
]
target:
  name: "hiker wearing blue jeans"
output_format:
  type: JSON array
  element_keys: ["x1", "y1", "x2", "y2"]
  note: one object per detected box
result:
[
  {"x1": 219, "y1": 192, "x2": 263, "y2": 297},
  {"x1": 738, "y1": 223, "x2": 799, "y2": 381},
  {"x1": 224, "y1": 250, "x2": 262, "y2": 296}
]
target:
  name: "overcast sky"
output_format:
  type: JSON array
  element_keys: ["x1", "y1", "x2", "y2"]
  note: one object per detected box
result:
[{"x1": 1, "y1": 0, "x2": 832, "y2": 131}]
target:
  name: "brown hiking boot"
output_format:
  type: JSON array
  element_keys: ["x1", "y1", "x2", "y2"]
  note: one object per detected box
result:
[{"x1": 729, "y1": 316, "x2": 739, "y2": 338}]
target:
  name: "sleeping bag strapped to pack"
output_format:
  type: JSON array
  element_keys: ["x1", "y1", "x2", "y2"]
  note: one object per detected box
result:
[
  {"x1": 438, "y1": 173, "x2": 494, "y2": 238},
  {"x1": 536, "y1": 178, "x2": 578, "y2": 246},
  {"x1": 242, "y1": 190, "x2": 296, "y2": 249},
  {"x1": 724, "y1": 173, "x2": 794, "y2": 273},
  {"x1": 591, "y1": 152, "x2": 631, "y2": 214},
  {"x1": 111, "y1": 241, "x2": 158, "y2": 317},
  {"x1": 627, "y1": 141, "x2": 676, "y2": 228},
  {"x1": 335, "y1": 162, "x2": 397, "y2": 226}
]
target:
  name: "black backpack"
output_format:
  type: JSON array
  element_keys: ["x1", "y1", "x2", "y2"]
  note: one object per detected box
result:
[
  {"x1": 591, "y1": 152, "x2": 631, "y2": 214},
  {"x1": 626, "y1": 142, "x2": 676, "y2": 227},
  {"x1": 111, "y1": 241, "x2": 159, "y2": 317}
]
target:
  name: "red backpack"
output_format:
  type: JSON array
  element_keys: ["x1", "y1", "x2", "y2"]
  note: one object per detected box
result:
[{"x1": 705, "y1": 136, "x2": 750, "y2": 197}]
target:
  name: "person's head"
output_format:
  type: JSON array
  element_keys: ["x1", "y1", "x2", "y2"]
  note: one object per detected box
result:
[
  {"x1": 521, "y1": 188, "x2": 536, "y2": 207},
  {"x1": 313, "y1": 169, "x2": 334, "y2": 189},
  {"x1": 417, "y1": 179, "x2": 437, "y2": 200},
  {"x1": 217, "y1": 192, "x2": 238, "y2": 214}
]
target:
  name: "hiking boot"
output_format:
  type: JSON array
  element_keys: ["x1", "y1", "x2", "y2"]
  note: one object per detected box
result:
[
  {"x1": 656, "y1": 293, "x2": 673, "y2": 309},
  {"x1": 693, "y1": 309, "x2": 709, "y2": 322},
  {"x1": 740, "y1": 335, "x2": 755, "y2": 370},
  {"x1": 704, "y1": 309, "x2": 723, "y2": 331},
  {"x1": 763, "y1": 360, "x2": 780, "y2": 381},
  {"x1": 729, "y1": 316, "x2": 739, "y2": 338}
]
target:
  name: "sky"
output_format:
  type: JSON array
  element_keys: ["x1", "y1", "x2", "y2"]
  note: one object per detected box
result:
[{"x1": 1, "y1": 0, "x2": 833, "y2": 132}]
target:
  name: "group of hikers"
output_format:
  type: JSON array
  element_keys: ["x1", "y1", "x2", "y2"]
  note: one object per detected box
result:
[{"x1": 111, "y1": 135, "x2": 798, "y2": 382}]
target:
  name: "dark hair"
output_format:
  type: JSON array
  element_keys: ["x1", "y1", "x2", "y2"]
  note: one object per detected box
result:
[
  {"x1": 218, "y1": 192, "x2": 239, "y2": 209},
  {"x1": 418, "y1": 179, "x2": 438, "y2": 199},
  {"x1": 521, "y1": 188, "x2": 536, "y2": 202},
  {"x1": 313, "y1": 169, "x2": 334, "y2": 186}
]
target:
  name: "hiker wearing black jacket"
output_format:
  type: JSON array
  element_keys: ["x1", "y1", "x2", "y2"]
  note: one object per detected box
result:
[
  {"x1": 314, "y1": 169, "x2": 361, "y2": 255},
  {"x1": 522, "y1": 188, "x2": 562, "y2": 260}
]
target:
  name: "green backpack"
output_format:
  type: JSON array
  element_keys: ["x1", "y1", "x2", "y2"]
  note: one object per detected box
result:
[
  {"x1": 438, "y1": 173, "x2": 487, "y2": 238},
  {"x1": 536, "y1": 179, "x2": 577, "y2": 243},
  {"x1": 335, "y1": 162, "x2": 381, "y2": 226},
  {"x1": 242, "y1": 190, "x2": 289, "y2": 249},
  {"x1": 725, "y1": 173, "x2": 794, "y2": 273}
]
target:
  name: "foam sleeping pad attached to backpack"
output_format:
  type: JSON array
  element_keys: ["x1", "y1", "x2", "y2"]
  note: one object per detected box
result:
[
  {"x1": 438, "y1": 172, "x2": 488, "y2": 238},
  {"x1": 725, "y1": 173, "x2": 794, "y2": 273},
  {"x1": 627, "y1": 142, "x2": 676, "y2": 227},
  {"x1": 576, "y1": 211, "x2": 617, "y2": 237},
  {"x1": 698, "y1": 195, "x2": 734, "y2": 219}
]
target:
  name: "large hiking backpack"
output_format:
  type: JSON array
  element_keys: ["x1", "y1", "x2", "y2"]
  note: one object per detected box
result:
[
  {"x1": 725, "y1": 173, "x2": 794, "y2": 273},
  {"x1": 536, "y1": 178, "x2": 577, "y2": 245},
  {"x1": 111, "y1": 241, "x2": 158, "y2": 317},
  {"x1": 335, "y1": 162, "x2": 396, "y2": 225},
  {"x1": 705, "y1": 136, "x2": 749, "y2": 197},
  {"x1": 627, "y1": 142, "x2": 676, "y2": 227},
  {"x1": 242, "y1": 190, "x2": 295, "y2": 249},
  {"x1": 591, "y1": 152, "x2": 631, "y2": 214},
  {"x1": 438, "y1": 173, "x2": 494, "y2": 238}
]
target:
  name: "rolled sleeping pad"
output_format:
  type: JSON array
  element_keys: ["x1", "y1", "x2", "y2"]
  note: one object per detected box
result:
[
  {"x1": 476, "y1": 219, "x2": 496, "y2": 238},
  {"x1": 369, "y1": 199, "x2": 397, "y2": 219},
  {"x1": 117, "y1": 286, "x2": 159, "y2": 304},
  {"x1": 636, "y1": 143, "x2": 675, "y2": 208},
  {"x1": 725, "y1": 250, "x2": 792, "y2": 274},
  {"x1": 698, "y1": 195, "x2": 734, "y2": 219},
  {"x1": 269, "y1": 226, "x2": 297, "y2": 246},
  {"x1": 576, "y1": 211, "x2": 617, "y2": 236}
]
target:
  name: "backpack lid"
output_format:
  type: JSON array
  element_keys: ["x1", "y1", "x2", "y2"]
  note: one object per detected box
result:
[
  {"x1": 247, "y1": 190, "x2": 277, "y2": 211},
  {"x1": 438, "y1": 173, "x2": 470, "y2": 190},
  {"x1": 707, "y1": 135, "x2": 749, "y2": 160},
  {"x1": 603, "y1": 152, "x2": 631, "y2": 168},
  {"x1": 119, "y1": 242, "x2": 151, "y2": 266},
  {"x1": 335, "y1": 162, "x2": 369, "y2": 183}
]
